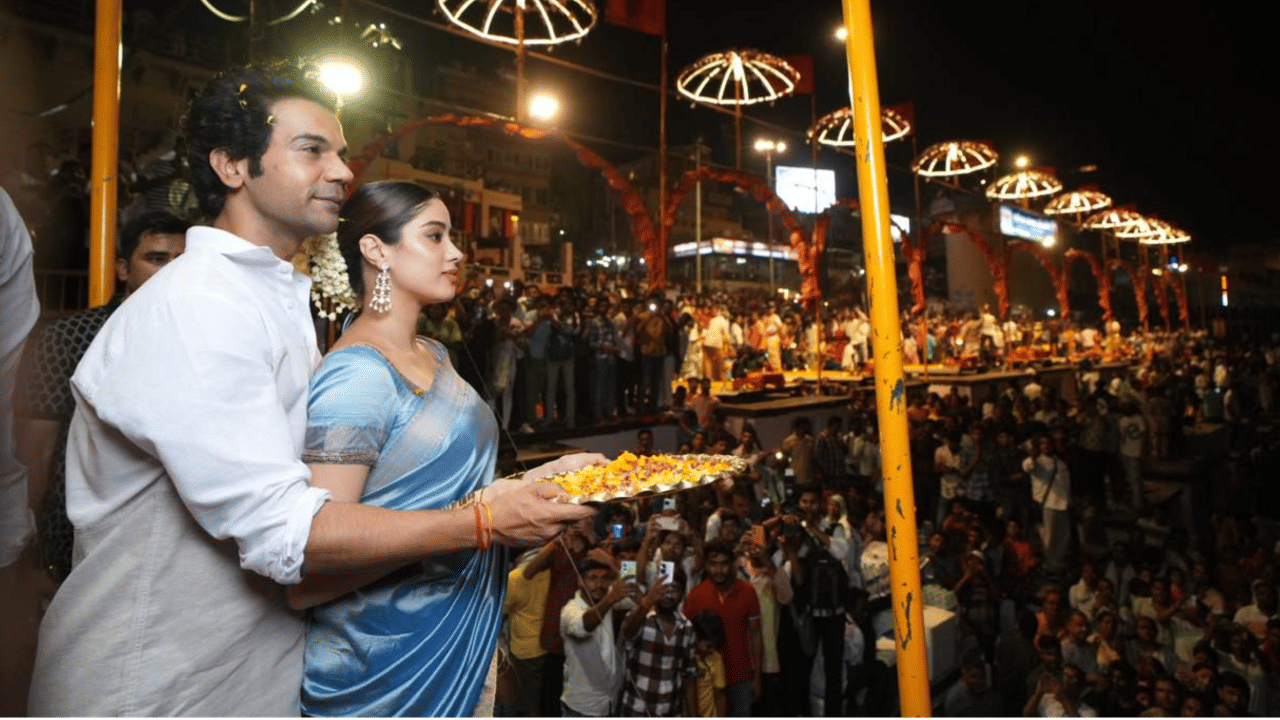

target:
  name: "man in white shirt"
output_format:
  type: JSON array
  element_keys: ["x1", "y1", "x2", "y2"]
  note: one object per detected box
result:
[
  {"x1": 702, "y1": 306, "x2": 733, "y2": 381},
  {"x1": 28, "y1": 63, "x2": 594, "y2": 717},
  {"x1": 0, "y1": 188, "x2": 39, "y2": 568},
  {"x1": 561, "y1": 558, "x2": 631, "y2": 716},
  {"x1": 1024, "y1": 434, "x2": 1071, "y2": 575}
]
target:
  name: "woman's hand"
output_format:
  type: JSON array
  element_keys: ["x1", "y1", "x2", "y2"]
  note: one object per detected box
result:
[
  {"x1": 520, "y1": 452, "x2": 610, "y2": 483},
  {"x1": 485, "y1": 479, "x2": 596, "y2": 548}
]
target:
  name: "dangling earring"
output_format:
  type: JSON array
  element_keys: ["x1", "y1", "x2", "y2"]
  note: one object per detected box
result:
[{"x1": 370, "y1": 264, "x2": 393, "y2": 313}]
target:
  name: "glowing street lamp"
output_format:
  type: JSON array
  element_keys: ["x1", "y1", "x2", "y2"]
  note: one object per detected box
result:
[
  {"x1": 316, "y1": 55, "x2": 368, "y2": 104},
  {"x1": 1014, "y1": 155, "x2": 1030, "y2": 169},
  {"x1": 528, "y1": 92, "x2": 560, "y2": 122},
  {"x1": 833, "y1": 25, "x2": 848, "y2": 41},
  {"x1": 755, "y1": 138, "x2": 788, "y2": 292}
]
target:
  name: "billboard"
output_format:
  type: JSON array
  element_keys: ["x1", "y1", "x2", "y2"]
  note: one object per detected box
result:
[
  {"x1": 774, "y1": 166, "x2": 836, "y2": 214},
  {"x1": 998, "y1": 204, "x2": 1057, "y2": 246}
]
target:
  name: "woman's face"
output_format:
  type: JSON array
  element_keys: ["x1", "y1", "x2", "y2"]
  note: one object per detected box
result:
[{"x1": 384, "y1": 199, "x2": 463, "y2": 306}]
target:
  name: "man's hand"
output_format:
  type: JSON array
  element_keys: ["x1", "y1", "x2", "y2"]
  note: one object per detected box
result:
[
  {"x1": 606, "y1": 577, "x2": 639, "y2": 606},
  {"x1": 486, "y1": 479, "x2": 596, "y2": 547},
  {"x1": 521, "y1": 452, "x2": 609, "y2": 483}
]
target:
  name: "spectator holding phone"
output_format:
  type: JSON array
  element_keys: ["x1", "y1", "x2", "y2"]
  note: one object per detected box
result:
[
  {"x1": 560, "y1": 558, "x2": 634, "y2": 716},
  {"x1": 619, "y1": 567, "x2": 698, "y2": 716}
]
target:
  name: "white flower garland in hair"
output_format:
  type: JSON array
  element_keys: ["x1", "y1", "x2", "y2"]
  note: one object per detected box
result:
[{"x1": 303, "y1": 232, "x2": 359, "y2": 320}]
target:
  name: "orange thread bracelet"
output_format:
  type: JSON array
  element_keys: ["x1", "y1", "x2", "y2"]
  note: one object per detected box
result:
[
  {"x1": 483, "y1": 502, "x2": 496, "y2": 548},
  {"x1": 474, "y1": 502, "x2": 488, "y2": 549}
]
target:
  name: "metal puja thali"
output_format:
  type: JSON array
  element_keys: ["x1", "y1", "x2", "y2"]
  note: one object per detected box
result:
[{"x1": 548, "y1": 452, "x2": 750, "y2": 504}]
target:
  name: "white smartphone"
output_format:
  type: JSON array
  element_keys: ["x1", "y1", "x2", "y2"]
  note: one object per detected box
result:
[
  {"x1": 659, "y1": 560, "x2": 676, "y2": 585},
  {"x1": 655, "y1": 515, "x2": 680, "y2": 532},
  {"x1": 620, "y1": 560, "x2": 637, "y2": 583}
]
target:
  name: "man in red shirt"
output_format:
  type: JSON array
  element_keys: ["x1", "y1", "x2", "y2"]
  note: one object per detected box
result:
[{"x1": 683, "y1": 540, "x2": 762, "y2": 716}]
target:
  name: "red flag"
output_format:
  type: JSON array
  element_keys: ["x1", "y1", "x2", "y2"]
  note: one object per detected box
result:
[
  {"x1": 885, "y1": 102, "x2": 915, "y2": 134},
  {"x1": 782, "y1": 54, "x2": 814, "y2": 94},
  {"x1": 604, "y1": 0, "x2": 665, "y2": 36}
]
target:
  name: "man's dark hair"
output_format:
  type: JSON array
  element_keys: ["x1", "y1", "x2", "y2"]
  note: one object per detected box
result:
[
  {"x1": 1218, "y1": 670, "x2": 1250, "y2": 700},
  {"x1": 692, "y1": 609, "x2": 725, "y2": 647},
  {"x1": 1017, "y1": 608, "x2": 1039, "y2": 638},
  {"x1": 337, "y1": 181, "x2": 442, "y2": 298},
  {"x1": 184, "y1": 62, "x2": 338, "y2": 219},
  {"x1": 119, "y1": 211, "x2": 190, "y2": 262},
  {"x1": 703, "y1": 540, "x2": 735, "y2": 564}
]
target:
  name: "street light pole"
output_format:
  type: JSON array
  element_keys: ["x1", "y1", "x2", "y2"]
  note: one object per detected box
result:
[
  {"x1": 765, "y1": 147, "x2": 775, "y2": 293},
  {"x1": 695, "y1": 144, "x2": 703, "y2": 294},
  {"x1": 754, "y1": 138, "x2": 786, "y2": 294}
]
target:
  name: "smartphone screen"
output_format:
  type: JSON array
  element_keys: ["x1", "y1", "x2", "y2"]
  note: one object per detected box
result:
[
  {"x1": 660, "y1": 560, "x2": 675, "y2": 585},
  {"x1": 620, "y1": 560, "x2": 637, "y2": 583}
]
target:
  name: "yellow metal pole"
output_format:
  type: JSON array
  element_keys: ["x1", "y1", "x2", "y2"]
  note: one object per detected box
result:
[
  {"x1": 839, "y1": 0, "x2": 932, "y2": 715},
  {"x1": 88, "y1": 0, "x2": 122, "y2": 307}
]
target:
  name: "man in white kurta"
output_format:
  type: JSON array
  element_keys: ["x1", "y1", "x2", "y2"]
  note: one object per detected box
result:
[{"x1": 29, "y1": 226, "x2": 333, "y2": 715}]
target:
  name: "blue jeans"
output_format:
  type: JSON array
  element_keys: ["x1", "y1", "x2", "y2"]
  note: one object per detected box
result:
[{"x1": 724, "y1": 681, "x2": 752, "y2": 717}]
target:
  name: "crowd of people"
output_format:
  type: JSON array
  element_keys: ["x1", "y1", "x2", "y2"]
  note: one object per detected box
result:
[
  {"x1": 488, "y1": 326, "x2": 1280, "y2": 716},
  {"x1": 412, "y1": 269, "x2": 1195, "y2": 442},
  {"x1": 5, "y1": 57, "x2": 1280, "y2": 719}
]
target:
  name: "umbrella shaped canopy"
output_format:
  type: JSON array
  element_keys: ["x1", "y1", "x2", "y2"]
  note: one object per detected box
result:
[
  {"x1": 810, "y1": 106, "x2": 911, "y2": 147},
  {"x1": 1138, "y1": 219, "x2": 1191, "y2": 244},
  {"x1": 676, "y1": 50, "x2": 799, "y2": 106},
  {"x1": 911, "y1": 140, "x2": 998, "y2": 177},
  {"x1": 1043, "y1": 189, "x2": 1112, "y2": 216},
  {"x1": 985, "y1": 170, "x2": 1063, "y2": 201},
  {"x1": 436, "y1": 0, "x2": 597, "y2": 45},
  {"x1": 1113, "y1": 214, "x2": 1165, "y2": 240},
  {"x1": 1082, "y1": 207, "x2": 1146, "y2": 231}
]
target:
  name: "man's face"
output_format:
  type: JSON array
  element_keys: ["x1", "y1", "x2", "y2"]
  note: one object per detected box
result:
[
  {"x1": 582, "y1": 568, "x2": 613, "y2": 604},
  {"x1": 117, "y1": 230, "x2": 185, "y2": 293},
  {"x1": 1192, "y1": 666, "x2": 1215, "y2": 691},
  {"x1": 638, "y1": 432, "x2": 653, "y2": 450},
  {"x1": 718, "y1": 519, "x2": 740, "y2": 543},
  {"x1": 1039, "y1": 645, "x2": 1061, "y2": 669},
  {"x1": 798, "y1": 491, "x2": 821, "y2": 518},
  {"x1": 236, "y1": 97, "x2": 352, "y2": 245},
  {"x1": 1257, "y1": 582, "x2": 1276, "y2": 611},
  {"x1": 705, "y1": 552, "x2": 733, "y2": 588},
  {"x1": 1220, "y1": 684, "x2": 1243, "y2": 712},
  {"x1": 1068, "y1": 613, "x2": 1090, "y2": 641},
  {"x1": 962, "y1": 666, "x2": 986, "y2": 693},
  {"x1": 1152, "y1": 678, "x2": 1180, "y2": 712}
]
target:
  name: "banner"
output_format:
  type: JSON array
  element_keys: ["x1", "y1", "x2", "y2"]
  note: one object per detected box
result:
[
  {"x1": 604, "y1": 0, "x2": 665, "y2": 36},
  {"x1": 781, "y1": 54, "x2": 814, "y2": 94}
]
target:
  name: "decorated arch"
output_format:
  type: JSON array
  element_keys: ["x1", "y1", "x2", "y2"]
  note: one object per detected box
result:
[
  {"x1": 1007, "y1": 241, "x2": 1066, "y2": 318},
  {"x1": 1064, "y1": 249, "x2": 1111, "y2": 321},
  {"x1": 346, "y1": 114, "x2": 661, "y2": 286},
  {"x1": 663, "y1": 167, "x2": 818, "y2": 304},
  {"x1": 1107, "y1": 258, "x2": 1149, "y2": 329},
  {"x1": 924, "y1": 221, "x2": 1010, "y2": 319}
]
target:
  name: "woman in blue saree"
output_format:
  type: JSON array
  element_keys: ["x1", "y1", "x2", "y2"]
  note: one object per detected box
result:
[{"x1": 289, "y1": 181, "x2": 600, "y2": 716}]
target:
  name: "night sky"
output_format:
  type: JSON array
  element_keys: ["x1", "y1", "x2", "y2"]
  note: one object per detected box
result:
[
  {"x1": 460, "y1": 0, "x2": 1268, "y2": 250},
  {"x1": 283, "y1": 0, "x2": 1269, "y2": 250}
]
